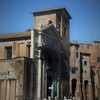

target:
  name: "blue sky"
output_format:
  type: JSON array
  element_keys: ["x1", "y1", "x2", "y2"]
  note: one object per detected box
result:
[{"x1": 0, "y1": 0, "x2": 100, "y2": 43}]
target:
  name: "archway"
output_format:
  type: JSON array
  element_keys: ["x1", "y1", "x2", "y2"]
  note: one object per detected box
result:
[
  {"x1": 84, "y1": 80, "x2": 89, "y2": 100},
  {"x1": 71, "y1": 79, "x2": 77, "y2": 97}
]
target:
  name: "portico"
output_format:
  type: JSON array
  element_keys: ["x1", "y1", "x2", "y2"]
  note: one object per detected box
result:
[{"x1": 31, "y1": 24, "x2": 63, "y2": 99}]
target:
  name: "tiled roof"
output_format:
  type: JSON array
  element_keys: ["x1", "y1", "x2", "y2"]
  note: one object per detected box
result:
[
  {"x1": 32, "y1": 6, "x2": 71, "y2": 19},
  {"x1": 32, "y1": 7, "x2": 65, "y2": 13},
  {"x1": 0, "y1": 31, "x2": 31, "y2": 40}
]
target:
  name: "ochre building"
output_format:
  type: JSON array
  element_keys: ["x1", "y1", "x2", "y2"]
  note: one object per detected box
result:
[{"x1": 70, "y1": 42, "x2": 100, "y2": 100}]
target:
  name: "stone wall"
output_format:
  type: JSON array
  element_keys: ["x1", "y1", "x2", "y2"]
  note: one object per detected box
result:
[{"x1": 0, "y1": 57, "x2": 33, "y2": 100}]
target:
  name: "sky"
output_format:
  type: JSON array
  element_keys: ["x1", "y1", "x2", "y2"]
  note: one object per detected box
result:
[{"x1": 0, "y1": 0, "x2": 100, "y2": 43}]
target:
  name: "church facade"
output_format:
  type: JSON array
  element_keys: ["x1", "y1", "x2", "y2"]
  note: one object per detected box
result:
[{"x1": 0, "y1": 7, "x2": 71, "y2": 100}]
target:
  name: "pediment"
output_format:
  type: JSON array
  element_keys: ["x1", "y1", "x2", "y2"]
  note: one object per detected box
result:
[
  {"x1": 37, "y1": 24, "x2": 64, "y2": 53},
  {"x1": 41, "y1": 24, "x2": 62, "y2": 40}
]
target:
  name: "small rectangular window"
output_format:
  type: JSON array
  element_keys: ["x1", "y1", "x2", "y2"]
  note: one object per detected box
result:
[
  {"x1": 5, "y1": 46, "x2": 12, "y2": 59},
  {"x1": 97, "y1": 57, "x2": 100, "y2": 62},
  {"x1": 27, "y1": 45, "x2": 31, "y2": 58},
  {"x1": 84, "y1": 61, "x2": 87, "y2": 65},
  {"x1": 76, "y1": 52, "x2": 78, "y2": 58},
  {"x1": 76, "y1": 46, "x2": 78, "y2": 50},
  {"x1": 71, "y1": 67, "x2": 76, "y2": 74}
]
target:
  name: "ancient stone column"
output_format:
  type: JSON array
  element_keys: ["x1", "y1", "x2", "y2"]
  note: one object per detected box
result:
[
  {"x1": 37, "y1": 30, "x2": 42, "y2": 99},
  {"x1": 44, "y1": 65, "x2": 47, "y2": 98},
  {"x1": 42, "y1": 60, "x2": 45, "y2": 99},
  {"x1": 57, "y1": 54, "x2": 61, "y2": 99},
  {"x1": 6, "y1": 80, "x2": 10, "y2": 100},
  {"x1": 37, "y1": 50, "x2": 42, "y2": 100}
]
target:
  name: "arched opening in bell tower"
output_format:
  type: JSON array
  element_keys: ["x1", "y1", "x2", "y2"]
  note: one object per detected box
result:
[
  {"x1": 71, "y1": 79, "x2": 77, "y2": 97},
  {"x1": 84, "y1": 80, "x2": 89, "y2": 100}
]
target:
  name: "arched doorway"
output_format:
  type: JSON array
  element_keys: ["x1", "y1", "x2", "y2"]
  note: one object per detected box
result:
[
  {"x1": 84, "y1": 80, "x2": 89, "y2": 100},
  {"x1": 71, "y1": 79, "x2": 77, "y2": 97}
]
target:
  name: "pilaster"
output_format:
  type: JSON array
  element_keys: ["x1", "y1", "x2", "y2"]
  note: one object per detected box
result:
[
  {"x1": 1, "y1": 80, "x2": 6, "y2": 100},
  {"x1": 30, "y1": 28, "x2": 35, "y2": 59}
]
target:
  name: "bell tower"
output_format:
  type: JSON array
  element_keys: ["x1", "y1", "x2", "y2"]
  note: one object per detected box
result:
[{"x1": 32, "y1": 7, "x2": 71, "y2": 43}]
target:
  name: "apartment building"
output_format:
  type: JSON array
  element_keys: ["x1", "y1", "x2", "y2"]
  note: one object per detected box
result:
[{"x1": 70, "y1": 41, "x2": 100, "y2": 100}]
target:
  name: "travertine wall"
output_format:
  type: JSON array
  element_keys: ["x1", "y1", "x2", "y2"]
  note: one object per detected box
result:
[
  {"x1": 0, "y1": 58, "x2": 25, "y2": 100},
  {"x1": 0, "y1": 58, "x2": 33, "y2": 100}
]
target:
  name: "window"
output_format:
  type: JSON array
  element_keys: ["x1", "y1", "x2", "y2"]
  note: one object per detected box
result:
[
  {"x1": 76, "y1": 52, "x2": 78, "y2": 58},
  {"x1": 27, "y1": 45, "x2": 31, "y2": 58},
  {"x1": 97, "y1": 57, "x2": 100, "y2": 62},
  {"x1": 84, "y1": 61, "x2": 87, "y2": 65},
  {"x1": 76, "y1": 46, "x2": 78, "y2": 50},
  {"x1": 71, "y1": 67, "x2": 76, "y2": 74},
  {"x1": 5, "y1": 46, "x2": 12, "y2": 59}
]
